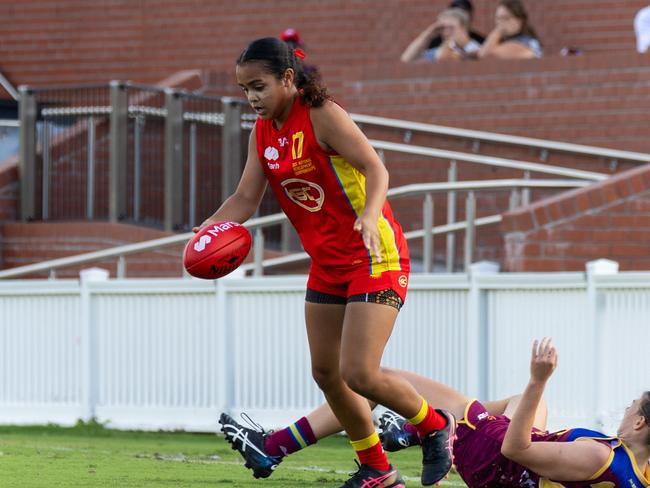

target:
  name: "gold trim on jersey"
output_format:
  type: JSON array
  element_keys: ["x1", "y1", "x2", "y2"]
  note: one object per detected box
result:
[
  {"x1": 328, "y1": 155, "x2": 401, "y2": 276},
  {"x1": 620, "y1": 441, "x2": 650, "y2": 485},
  {"x1": 458, "y1": 399, "x2": 479, "y2": 430},
  {"x1": 587, "y1": 442, "x2": 616, "y2": 480}
]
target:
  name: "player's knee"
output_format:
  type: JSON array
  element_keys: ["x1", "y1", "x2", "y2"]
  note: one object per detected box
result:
[
  {"x1": 311, "y1": 365, "x2": 340, "y2": 392},
  {"x1": 340, "y1": 365, "x2": 378, "y2": 397}
]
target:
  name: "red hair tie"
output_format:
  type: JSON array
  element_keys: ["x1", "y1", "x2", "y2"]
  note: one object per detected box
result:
[{"x1": 294, "y1": 48, "x2": 306, "y2": 59}]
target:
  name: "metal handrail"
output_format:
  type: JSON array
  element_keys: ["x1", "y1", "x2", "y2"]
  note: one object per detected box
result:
[
  {"x1": 0, "y1": 72, "x2": 19, "y2": 100},
  {"x1": 370, "y1": 140, "x2": 608, "y2": 181},
  {"x1": 386, "y1": 178, "x2": 590, "y2": 199},
  {"x1": 352, "y1": 113, "x2": 650, "y2": 164},
  {"x1": 0, "y1": 119, "x2": 19, "y2": 128},
  {"x1": 0, "y1": 179, "x2": 590, "y2": 279}
]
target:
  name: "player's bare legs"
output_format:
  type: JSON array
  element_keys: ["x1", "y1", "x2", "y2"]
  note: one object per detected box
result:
[
  {"x1": 339, "y1": 302, "x2": 455, "y2": 486},
  {"x1": 338, "y1": 304, "x2": 425, "y2": 415},
  {"x1": 299, "y1": 370, "x2": 548, "y2": 452},
  {"x1": 381, "y1": 368, "x2": 470, "y2": 421},
  {"x1": 305, "y1": 302, "x2": 376, "y2": 441},
  {"x1": 305, "y1": 301, "x2": 404, "y2": 487}
]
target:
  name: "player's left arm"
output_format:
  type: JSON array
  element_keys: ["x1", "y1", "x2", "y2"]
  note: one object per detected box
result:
[
  {"x1": 501, "y1": 338, "x2": 611, "y2": 480},
  {"x1": 508, "y1": 438, "x2": 611, "y2": 481},
  {"x1": 311, "y1": 101, "x2": 388, "y2": 262}
]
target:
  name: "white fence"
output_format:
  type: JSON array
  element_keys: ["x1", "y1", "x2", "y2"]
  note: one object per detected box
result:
[{"x1": 0, "y1": 265, "x2": 648, "y2": 434}]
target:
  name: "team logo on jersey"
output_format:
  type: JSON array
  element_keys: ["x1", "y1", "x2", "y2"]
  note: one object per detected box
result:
[
  {"x1": 264, "y1": 146, "x2": 279, "y2": 161},
  {"x1": 281, "y1": 178, "x2": 324, "y2": 212},
  {"x1": 398, "y1": 275, "x2": 408, "y2": 288},
  {"x1": 278, "y1": 136, "x2": 289, "y2": 147}
]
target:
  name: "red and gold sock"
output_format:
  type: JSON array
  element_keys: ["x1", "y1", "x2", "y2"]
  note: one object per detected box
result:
[
  {"x1": 350, "y1": 432, "x2": 390, "y2": 471},
  {"x1": 407, "y1": 398, "x2": 446, "y2": 437}
]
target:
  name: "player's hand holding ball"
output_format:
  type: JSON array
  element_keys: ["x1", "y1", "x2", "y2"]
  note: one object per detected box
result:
[{"x1": 183, "y1": 221, "x2": 252, "y2": 279}]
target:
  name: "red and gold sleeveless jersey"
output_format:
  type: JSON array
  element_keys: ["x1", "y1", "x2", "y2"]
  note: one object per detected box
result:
[{"x1": 255, "y1": 96, "x2": 409, "y2": 277}]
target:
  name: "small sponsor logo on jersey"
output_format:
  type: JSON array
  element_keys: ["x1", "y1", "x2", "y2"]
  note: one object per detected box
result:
[
  {"x1": 278, "y1": 136, "x2": 289, "y2": 147},
  {"x1": 292, "y1": 158, "x2": 315, "y2": 176},
  {"x1": 264, "y1": 146, "x2": 279, "y2": 161},
  {"x1": 193, "y1": 235, "x2": 212, "y2": 252},
  {"x1": 398, "y1": 274, "x2": 408, "y2": 288},
  {"x1": 281, "y1": 178, "x2": 324, "y2": 212},
  {"x1": 267, "y1": 162, "x2": 280, "y2": 170},
  {"x1": 477, "y1": 412, "x2": 489, "y2": 421}
]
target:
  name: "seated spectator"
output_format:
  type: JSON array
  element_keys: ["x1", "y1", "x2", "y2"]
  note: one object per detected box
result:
[
  {"x1": 424, "y1": 0, "x2": 485, "y2": 51},
  {"x1": 477, "y1": 0, "x2": 542, "y2": 60},
  {"x1": 401, "y1": 8, "x2": 482, "y2": 63},
  {"x1": 635, "y1": 5, "x2": 650, "y2": 53}
]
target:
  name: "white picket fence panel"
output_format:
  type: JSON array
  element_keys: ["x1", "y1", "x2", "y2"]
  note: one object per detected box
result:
[{"x1": 0, "y1": 268, "x2": 648, "y2": 434}]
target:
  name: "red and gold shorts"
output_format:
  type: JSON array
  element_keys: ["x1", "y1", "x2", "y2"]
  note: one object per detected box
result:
[{"x1": 306, "y1": 265, "x2": 409, "y2": 311}]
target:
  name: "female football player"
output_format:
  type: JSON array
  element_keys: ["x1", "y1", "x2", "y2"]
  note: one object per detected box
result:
[
  {"x1": 202, "y1": 37, "x2": 454, "y2": 487},
  {"x1": 222, "y1": 338, "x2": 650, "y2": 488}
]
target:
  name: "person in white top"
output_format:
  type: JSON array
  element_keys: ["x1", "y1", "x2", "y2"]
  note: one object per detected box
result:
[
  {"x1": 635, "y1": 5, "x2": 650, "y2": 53},
  {"x1": 401, "y1": 8, "x2": 482, "y2": 63}
]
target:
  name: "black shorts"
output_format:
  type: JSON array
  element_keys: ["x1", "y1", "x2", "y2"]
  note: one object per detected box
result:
[{"x1": 305, "y1": 288, "x2": 404, "y2": 311}]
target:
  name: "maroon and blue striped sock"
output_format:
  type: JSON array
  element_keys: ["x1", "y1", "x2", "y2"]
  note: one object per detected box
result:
[{"x1": 264, "y1": 416, "x2": 317, "y2": 457}]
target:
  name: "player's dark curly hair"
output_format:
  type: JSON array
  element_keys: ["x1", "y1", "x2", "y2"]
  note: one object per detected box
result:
[
  {"x1": 237, "y1": 37, "x2": 330, "y2": 108},
  {"x1": 640, "y1": 391, "x2": 650, "y2": 445}
]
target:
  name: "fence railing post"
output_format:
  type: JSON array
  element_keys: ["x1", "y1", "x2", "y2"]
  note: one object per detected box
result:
[
  {"x1": 464, "y1": 191, "x2": 476, "y2": 272},
  {"x1": 216, "y1": 279, "x2": 232, "y2": 413},
  {"x1": 446, "y1": 160, "x2": 457, "y2": 272},
  {"x1": 164, "y1": 89, "x2": 184, "y2": 231},
  {"x1": 522, "y1": 170, "x2": 531, "y2": 206},
  {"x1": 18, "y1": 86, "x2": 37, "y2": 221},
  {"x1": 109, "y1": 81, "x2": 128, "y2": 222},
  {"x1": 221, "y1": 98, "x2": 242, "y2": 201},
  {"x1": 133, "y1": 115, "x2": 144, "y2": 222},
  {"x1": 42, "y1": 119, "x2": 50, "y2": 220},
  {"x1": 188, "y1": 122, "x2": 197, "y2": 228},
  {"x1": 586, "y1": 258, "x2": 619, "y2": 430},
  {"x1": 466, "y1": 261, "x2": 499, "y2": 400},
  {"x1": 79, "y1": 267, "x2": 109, "y2": 422},
  {"x1": 254, "y1": 228, "x2": 265, "y2": 277},
  {"x1": 86, "y1": 116, "x2": 96, "y2": 219},
  {"x1": 423, "y1": 193, "x2": 434, "y2": 273}
]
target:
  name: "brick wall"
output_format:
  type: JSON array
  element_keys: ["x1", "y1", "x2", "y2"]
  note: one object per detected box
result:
[
  {"x1": 501, "y1": 163, "x2": 650, "y2": 271},
  {"x1": 335, "y1": 53, "x2": 650, "y2": 153},
  {"x1": 0, "y1": 0, "x2": 645, "y2": 89},
  {"x1": 0, "y1": 222, "x2": 184, "y2": 278}
]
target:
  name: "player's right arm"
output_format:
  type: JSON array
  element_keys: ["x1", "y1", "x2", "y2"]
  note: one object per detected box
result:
[
  {"x1": 400, "y1": 21, "x2": 441, "y2": 63},
  {"x1": 195, "y1": 125, "x2": 268, "y2": 231},
  {"x1": 501, "y1": 339, "x2": 611, "y2": 480}
]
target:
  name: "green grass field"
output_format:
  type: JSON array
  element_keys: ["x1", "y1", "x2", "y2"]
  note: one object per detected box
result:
[{"x1": 0, "y1": 422, "x2": 467, "y2": 487}]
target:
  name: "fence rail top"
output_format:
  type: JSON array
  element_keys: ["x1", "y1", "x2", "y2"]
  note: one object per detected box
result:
[
  {"x1": 352, "y1": 113, "x2": 650, "y2": 164},
  {"x1": 0, "y1": 119, "x2": 19, "y2": 127}
]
